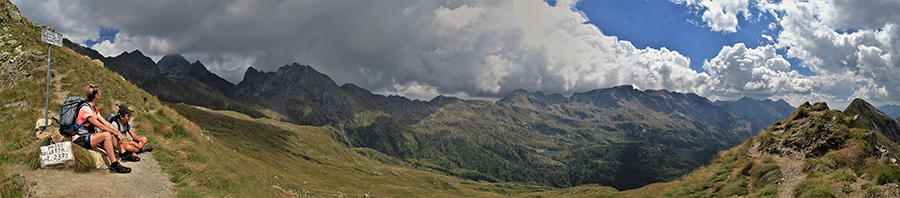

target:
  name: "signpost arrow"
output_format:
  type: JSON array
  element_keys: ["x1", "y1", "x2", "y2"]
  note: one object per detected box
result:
[{"x1": 41, "y1": 28, "x2": 62, "y2": 131}]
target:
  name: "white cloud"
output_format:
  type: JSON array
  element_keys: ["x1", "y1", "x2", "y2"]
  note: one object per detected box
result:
[
  {"x1": 758, "y1": 0, "x2": 900, "y2": 105},
  {"x1": 672, "y1": 0, "x2": 751, "y2": 33},
  {"x1": 380, "y1": 81, "x2": 441, "y2": 101},
  {"x1": 703, "y1": 43, "x2": 814, "y2": 99},
  {"x1": 15, "y1": 0, "x2": 717, "y2": 99}
]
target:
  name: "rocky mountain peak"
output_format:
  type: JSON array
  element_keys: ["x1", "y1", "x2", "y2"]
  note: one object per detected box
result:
[
  {"x1": 238, "y1": 66, "x2": 270, "y2": 87},
  {"x1": 429, "y1": 95, "x2": 461, "y2": 106},
  {"x1": 157, "y1": 54, "x2": 191, "y2": 71},
  {"x1": 843, "y1": 98, "x2": 900, "y2": 144},
  {"x1": 120, "y1": 49, "x2": 146, "y2": 58}
]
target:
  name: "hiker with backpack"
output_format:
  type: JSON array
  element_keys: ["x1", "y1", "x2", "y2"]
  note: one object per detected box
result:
[
  {"x1": 60, "y1": 83, "x2": 131, "y2": 173},
  {"x1": 107, "y1": 104, "x2": 153, "y2": 162}
]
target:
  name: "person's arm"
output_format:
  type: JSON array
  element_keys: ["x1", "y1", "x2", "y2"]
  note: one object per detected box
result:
[
  {"x1": 92, "y1": 113, "x2": 124, "y2": 140},
  {"x1": 128, "y1": 127, "x2": 140, "y2": 140}
]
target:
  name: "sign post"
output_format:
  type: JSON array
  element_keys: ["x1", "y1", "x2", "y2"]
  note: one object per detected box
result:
[{"x1": 40, "y1": 28, "x2": 62, "y2": 130}]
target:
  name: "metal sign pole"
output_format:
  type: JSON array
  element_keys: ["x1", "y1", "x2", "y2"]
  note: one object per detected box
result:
[
  {"x1": 41, "y1": 28, "x2": 62, "y2": 131},
  {"x1": 45, "y1": 43, "x2": 51, "y2": 129}
]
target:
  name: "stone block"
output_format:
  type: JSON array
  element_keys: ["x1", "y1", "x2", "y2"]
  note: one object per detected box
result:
[
  {"x1": 34, "y1": 118, "x2": 65, "y2": 143},
  {"x1": 88, "y1": 148, "x2": 110, "y2": 170},
  {"x1": 40, "y1": 142, "x2": 74, "y2": 169}
]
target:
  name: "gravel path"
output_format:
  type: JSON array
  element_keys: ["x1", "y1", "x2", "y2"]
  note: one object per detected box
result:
[
  {"x1": 13, "y1": 152, "x2": 173, "y2": 197},
  {"x1": 773, "y1": 152, "x2": 804, "y2": 198}
]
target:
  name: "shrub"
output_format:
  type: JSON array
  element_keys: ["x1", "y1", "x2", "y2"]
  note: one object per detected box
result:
[
  {"x1": 0, "y1": 168, "x2": 22, "y2": 198},
  {"x1": 861, "y1": 183, "x2": 872, "y2": 190},
  {"x1": 865, "y1": 187, "x2": 880, "y2": 197},
  {"x1": 795, "y1": 179, "x2": 835, "y2": 198},
  {"x1": 841, "y1": 186, "x2": 852, "y2": 193},
  {"x1": 832, "y1": 171, "x2": 856, "y2": 182},
  {"x1": 877, "y1": 167, "x2": 900, "y2": 185}
]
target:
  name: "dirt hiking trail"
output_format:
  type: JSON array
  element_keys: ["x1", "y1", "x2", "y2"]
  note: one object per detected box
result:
[{"x1": 12, "y1": 152, "x2": 173, "y2": 197}]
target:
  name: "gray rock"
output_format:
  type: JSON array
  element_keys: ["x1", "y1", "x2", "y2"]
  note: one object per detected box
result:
[{"x1": 6, "y1": 7, "x2": 21, "y2": 23}]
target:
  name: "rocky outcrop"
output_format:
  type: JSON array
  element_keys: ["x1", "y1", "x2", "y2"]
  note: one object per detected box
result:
[{"x1": 5, "y1": 3, "x2": 21, "y2": 24}]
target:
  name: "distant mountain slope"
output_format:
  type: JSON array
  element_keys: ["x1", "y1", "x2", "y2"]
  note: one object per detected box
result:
[
  {"x1": 715, "y1": 96, "x2": 795, "y2": 130},
  {"x1": 844, "y1": 98, "x2": 900, "y2": 144},
  {"x1": 531, "y1": 99, "x2": 900, "y2": 197},
  {"x1": 413, "y1": 86, "x2": 756, "y2": 190},
  {"x1": 877, "y1": 104, "x2": 900, "y2": 119}
]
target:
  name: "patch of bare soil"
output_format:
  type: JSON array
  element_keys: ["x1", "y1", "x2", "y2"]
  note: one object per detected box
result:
[
  {"x1": 772, "y1": 151, "x2": 804, "y2": 198},
  {"x1": 12, "y1": 152, "x2": 172, "y2": 197},
  {"x1": 749, "y1": 141, "x2": 805, "y2": 198}
]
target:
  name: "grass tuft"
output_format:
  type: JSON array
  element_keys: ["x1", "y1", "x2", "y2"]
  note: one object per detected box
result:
[
  {"x1": 832, "y1": 170, "x2": 856, "y2": 182},
  {"x1": 876, "y1": 166, "x2": 900, "y2": 185},
  {"x1": 71, "y1": 145, "x2": 97, "y2": 173}
]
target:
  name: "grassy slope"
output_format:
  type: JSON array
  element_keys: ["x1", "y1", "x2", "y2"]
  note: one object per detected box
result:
[{"x1": 166, "y1": 103, "x2": 552, "y2": 197}]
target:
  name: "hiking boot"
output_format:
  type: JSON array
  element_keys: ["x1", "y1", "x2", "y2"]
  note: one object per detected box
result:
[
  {"x1": 141, "y1": 145, "x2": 154, "y2": 153},
  {"x1": 109, "y1": 162, "x2": 131, "y2": 174},
  {"x1": 122, "y1": 154, "x2": 141, "y2": 162}
]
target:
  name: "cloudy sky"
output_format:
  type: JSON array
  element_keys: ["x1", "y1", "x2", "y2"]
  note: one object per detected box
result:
[{"x1": 14, "y1": 0, "x2": 900, "y2": 108}]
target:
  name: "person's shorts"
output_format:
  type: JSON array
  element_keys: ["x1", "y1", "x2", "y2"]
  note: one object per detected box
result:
[{"x1": 72, "y1": 134, "x2": 93, "y2": 149}]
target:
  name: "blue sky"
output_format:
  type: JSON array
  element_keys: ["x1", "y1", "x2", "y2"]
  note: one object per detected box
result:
[
  {"x1": 571, "y1": 0, "x2": 812, "y2": 76},
  {"x1": 83, "y1": 26, "x2": 118, "y2": 47}
]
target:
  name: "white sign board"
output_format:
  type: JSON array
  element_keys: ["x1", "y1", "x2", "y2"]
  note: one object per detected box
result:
[
  {"x1": 40, "y1": 141, "x2": 74, "y2": 168},
  {"x1": 41, "y1": 28, "x2": 62, "y2": 47}
]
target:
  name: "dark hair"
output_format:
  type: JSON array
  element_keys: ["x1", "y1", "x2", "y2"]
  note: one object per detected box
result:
[{"x1": 86, "y1": 83, "x2": 101, "y2": 101}]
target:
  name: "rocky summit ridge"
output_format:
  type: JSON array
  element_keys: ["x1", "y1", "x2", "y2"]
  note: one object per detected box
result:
[{"x1": 664, "y1": 99, "x2": 900, "y2": 197}]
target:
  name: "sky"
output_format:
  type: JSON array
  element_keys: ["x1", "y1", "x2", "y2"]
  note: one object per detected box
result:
[{"x1": 12, "y1": 0, "x2": 900, "y2": 109}]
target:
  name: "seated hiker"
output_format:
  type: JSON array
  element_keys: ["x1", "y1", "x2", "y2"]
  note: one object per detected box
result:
[
  {"x1": 71, "y1": 83, "x2": 132, "y2": 173},
  {"x1": 109, "y1": 104, "x2": 153, "y2": 161}
]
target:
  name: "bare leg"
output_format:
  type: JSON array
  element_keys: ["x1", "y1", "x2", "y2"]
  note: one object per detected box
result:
[
  {"x1": 112, "y1": 135, "x2": 125, "y2": 154},
  {"x1": 121, "y1": 141, "x2": 141, "y2": 153},
  {"x1": 90, "y1": 133, "x2": 117, "y2": 163}
]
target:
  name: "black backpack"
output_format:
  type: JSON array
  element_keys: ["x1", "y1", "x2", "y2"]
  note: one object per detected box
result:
[{"x1": 57, "y1": 96, "x2": 92, "y2": 137}]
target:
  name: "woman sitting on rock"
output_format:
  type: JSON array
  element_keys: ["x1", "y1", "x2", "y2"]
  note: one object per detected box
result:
[{"x1": 71, "y1": 83, "x2": 131, "y2": 173}]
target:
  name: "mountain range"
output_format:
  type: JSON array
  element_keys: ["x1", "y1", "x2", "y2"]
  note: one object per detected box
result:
[
  {"x1": 876, "y1": 104, "x2": 900, "y2": 120},
  {"x1": 67, "y1": 43, "x2": 797, "y2": 190},
  {"x1": 714, "y1": 96, "x2": 795, "y2": 129}
]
